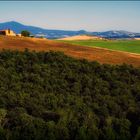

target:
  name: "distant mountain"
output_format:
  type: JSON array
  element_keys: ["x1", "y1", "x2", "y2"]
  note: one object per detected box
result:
[
  {"x1": 0, "y1": 21, "x2": 88, "y2": 39},
  {"x1": 0, "y1": 21, "x2": 140, "y2": 39},
  {"x1": 92, "y1": 30, "x2": 140, "y2": 39}
]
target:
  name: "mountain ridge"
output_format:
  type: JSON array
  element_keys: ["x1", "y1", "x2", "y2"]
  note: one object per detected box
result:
[{"x1": 0, "y1": 21, "x2": 140, "y2": 39}]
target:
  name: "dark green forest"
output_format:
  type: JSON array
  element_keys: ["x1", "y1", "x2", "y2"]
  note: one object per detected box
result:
[{"x1": 0, "y1": 49, "x2": 140, "y2": 140}]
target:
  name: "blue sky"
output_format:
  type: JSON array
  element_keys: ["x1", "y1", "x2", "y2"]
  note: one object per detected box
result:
[{"x1": 0, "y1": 1, "x2": 140, "y2": 32}]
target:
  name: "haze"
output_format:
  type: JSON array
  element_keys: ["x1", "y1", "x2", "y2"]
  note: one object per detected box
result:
[{"x1": 0, "y1": 1, "x2": 140, "y2": 32}]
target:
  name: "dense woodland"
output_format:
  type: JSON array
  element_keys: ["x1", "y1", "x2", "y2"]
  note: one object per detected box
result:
[{"x1": 0, "y1": 49, "x2": 140, "y2": 140}]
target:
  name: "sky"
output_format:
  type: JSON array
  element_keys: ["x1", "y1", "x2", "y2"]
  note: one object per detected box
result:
[{"x1": 0, "y1": 1, "x2": 140, "y2": 32}]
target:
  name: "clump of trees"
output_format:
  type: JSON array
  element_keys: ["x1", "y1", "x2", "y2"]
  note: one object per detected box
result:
[
  {"x1": 21, "y1": 30, "x2": 30, "y2": 37},
  {"x1": 0, "y1": 49, "x2": 140, "y2": 140}
]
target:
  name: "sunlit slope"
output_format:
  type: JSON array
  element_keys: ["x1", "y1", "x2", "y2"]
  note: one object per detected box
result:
[
  {"x1": 0, "y1": 35, "x2": 140, "y2": 67},
  {"x1": 57, "y1": 35, "x2": 103, "y2": 40}
]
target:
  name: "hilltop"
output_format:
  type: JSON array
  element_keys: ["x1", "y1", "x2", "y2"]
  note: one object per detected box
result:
[
  {"x1": 0, "y1": 35, "x2": 140, "y2": 67},
  {"x1": 0, "y1": 21, "x2": 87, "y2": 39},
  {"x1": 57, "y1": 35, "x2": 103, "y2": 40},
  {"x1": 1, "y1": 21, "x2": 140, "y2": 39}
]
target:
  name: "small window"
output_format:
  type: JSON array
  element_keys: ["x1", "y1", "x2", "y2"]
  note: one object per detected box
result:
[{"x1": 8, "y1": 29, "x2": 10, "y2": 34}]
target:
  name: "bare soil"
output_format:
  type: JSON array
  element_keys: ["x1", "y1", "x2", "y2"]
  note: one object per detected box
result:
[{"x1": 0, "y1": 35, "x2": 140, "y2": 67}]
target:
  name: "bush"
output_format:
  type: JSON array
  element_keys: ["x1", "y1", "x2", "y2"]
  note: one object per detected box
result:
[{"x1": 21, "y1": 30, "x2": 30, "y2": 37}]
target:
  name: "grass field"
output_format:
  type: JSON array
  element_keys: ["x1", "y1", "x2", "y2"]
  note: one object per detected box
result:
[
  {"x1": 60, "y1": 40, "x2": 140, "y2": 54},
  {"x1": 0, "y1": 36, "x2": 140, "y2": 67}
]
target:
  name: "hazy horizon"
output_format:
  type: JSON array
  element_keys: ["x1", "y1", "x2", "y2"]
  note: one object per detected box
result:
[{"x1": 0, "y1": 1, "x2": 140, "y2": 32}]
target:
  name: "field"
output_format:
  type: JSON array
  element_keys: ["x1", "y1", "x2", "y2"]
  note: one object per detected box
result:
[
  {"x1": 0, "y1": 37, "x2": 140, "y2": 140},
  {"x1": 0, "y1": 35, "x2": 140, "y2": 67},
  {"x1": 60, "y1": 40, "x2": 140, "y2": 54},
  {"x1": 57, "y1": 35, "x2": 102, "y2": 40}
]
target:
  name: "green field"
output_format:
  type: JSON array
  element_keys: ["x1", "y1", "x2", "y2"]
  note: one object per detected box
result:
[{"x1": 60, "y1": 40, "x2": 140, "y2": 54}]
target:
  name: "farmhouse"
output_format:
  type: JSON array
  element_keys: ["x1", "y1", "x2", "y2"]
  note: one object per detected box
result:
[{"x1": 0, "y1": 29, "x2": 16, "y2": 36}]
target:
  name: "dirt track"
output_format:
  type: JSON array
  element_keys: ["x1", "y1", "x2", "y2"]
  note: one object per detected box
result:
[{"x1": 0, "y1": 36, "x2": 140, "y2": 67}]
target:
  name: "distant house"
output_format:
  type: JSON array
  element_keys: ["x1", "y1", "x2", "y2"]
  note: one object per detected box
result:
[
  {"x1": 0, "y1": 29, "x2": 16, "y2": 36},
  {"x1": 16, "y1": 34, "x2": 22, "y2": 37}
]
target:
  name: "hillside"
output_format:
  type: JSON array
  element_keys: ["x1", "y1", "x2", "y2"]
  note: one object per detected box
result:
[
  {"x1": 61, "y1": 40, "x2": 140, "y2": 54},
  {"x1": 57, "y1": 35, "x2": 103, "y2": 40},
  {"x1": 0, "y1": 36, "x2": 140, "y2": 67},
  {"x1": 135, "y1": 38, "x2": 140, "y2": 40},
  {"x1": 0, "y1": 21, "x2": 88, "y2": 39},
  {"x1": 1, "y1": 21, "x2": 140, "y2": 39},
  {"x1": 0, "y1": 50, "x2": 140, "y2": 140}
]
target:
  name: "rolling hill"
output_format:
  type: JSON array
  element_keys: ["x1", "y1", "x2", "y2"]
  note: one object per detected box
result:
[
  {"x1": 0, "y1": 35, "x2": 140, "y2": 67},
  {"x1": 0, "y1": 21, "x2": 88, "y2": 39},
  {"x1": 60, "y1": 40, "x2": 140, "y2": 54},
  {"x1": 57, "y1": 35, "x2": 103, "y2": 40},
  {"x1": 0, "y1": 21, "x2": 140, "y2": 39}
]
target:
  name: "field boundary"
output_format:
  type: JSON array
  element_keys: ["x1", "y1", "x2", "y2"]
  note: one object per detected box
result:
[
  {"x1": 61, "y1": 41, "x2": 140, "y2": 56},
  {"x1": 0, "y1": 36, "x2": 140, "y2": 67}
]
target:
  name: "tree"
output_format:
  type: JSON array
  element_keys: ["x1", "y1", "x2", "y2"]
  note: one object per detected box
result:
[
  {"x1": 135, "y1": 127, "x2": 140, "y2": 140},
  {"x1": 21, "y1": 30, "x2": 30, "y2": 37},
  {"x1": 0, "y1": 50, "x2": 140, "y2": 139}
]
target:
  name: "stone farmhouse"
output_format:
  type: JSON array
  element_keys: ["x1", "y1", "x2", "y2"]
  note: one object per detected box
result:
[{"x1": 0, "y1": 29, "x2": 19, "y2": 36}]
